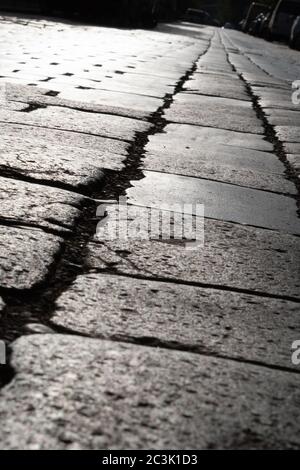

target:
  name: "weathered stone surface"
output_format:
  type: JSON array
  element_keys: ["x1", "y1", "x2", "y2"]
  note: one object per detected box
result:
[
  {"x1": 287, "y1": 155, "x2": 300, "y2": 176},
  {"x1": 0, "y1": 106, "x2": 150, "y2": 142},
  {"x1": 88, "y1": 210, "x2": 300, "y2": 299},
  {"x1": 143, "y1": 124, "x2": 293, "y2": 193},
  {"x1": 24, "y1": 90, "x2": 161, "y2": 120},
  {"x1": 165, "y1": 93, "x2": 264, "y2": 134},
  {"x1": 0, "y1": 334, "x2": 300, "y2": 449},
  {"x1": 0, "y1": 177, "x2": 85, "y2": 233},
  {"x1": 223, "y1": 29, "x2": 300, "y2": 83},
  {"x1": 266, "y1": 110, "x2": 300, "y2": 127},
  {"x1": 75, "y1": 73, "x2": 174, "y2": 98},
  {"x1": 0, "y1": 225, "x2": 63, "y2": 290},
  {"x1": 184, "y1": 73, "x2": 250, "y2": 101},
  {"x1": 275, "y1": 126, "x2": 300, "y2": 144},
  {"x1": 241, "y1": 73, "x2": 289, "y2": 89},
  {"x1": 150, "y1": 123, "x2": 271, "y2": 151},
  {"x1": 251, "y1": 88, "x2": 295, "y2": 111},
  {"x1": 196, "y1": 55, "x2": 234, "y2": 74},
  {"x1": 127, "y1": 171, "x2": 300, "y2": 234},
  {"x1": 283, "y1": 142, "x2": 300, "y2": 155},
  {"x1": 0, "y1": 123, "x2": 128, "y2": 189},
  {"x1": 0, "y1": 100, "x2": 28, "y2": 111},
  {"x1": 53, "y1": 273, "x2": 300, "y2": 370}
]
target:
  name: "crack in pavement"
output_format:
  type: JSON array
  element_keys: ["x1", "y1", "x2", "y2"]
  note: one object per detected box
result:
[
  {"x1": 0, "y1": 39, "x2": 214, "y2": 386},
  {"x1": 221, "y1": 32, "x2": 300, "y2": 214}
]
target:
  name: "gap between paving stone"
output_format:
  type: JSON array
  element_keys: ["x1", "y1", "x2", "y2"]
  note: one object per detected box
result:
[
  {"x1": 221, "y1": 32, "x2": 300, "y2": 196},
  {"x1": 218, "y1": 33, "x2": 300, "y2": 222},
  {"x1": 1, "y1": 24, "x2": 300, "y2": 448},
  {"x1": 51, "y1": 273, "x2": 300, "y2": 374},
  {"x1": 0, "y1": 40, "x2": 213, "y2": 387}
]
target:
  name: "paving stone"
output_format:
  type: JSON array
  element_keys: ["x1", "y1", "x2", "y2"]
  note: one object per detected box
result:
[
  {"x1": 283, "y1": 142, "x2": 300, "y2": 155},
  {"x1": 77, "y1": 73, "x2": 174, "y2": 98},
  {"x1": 265, "y1": 110, "x2": 300, "y2": 127},
  {"x1": 0, "y1": 334, "x2": 300, "y2": 449},
  {"x1": 252, "y1": 87, "x2": 293, "y2": 111},
  {"x1": 127, "y1": 171, "x2": 300, "y2": 234},
  {"x1": 275, "y1": 126, "x2": 300, "y2": 144},
  {"x1": 287, "y1": 155, "x2": 300, "y2": 176},
  {"x1": 184, "y1": 74, "x2": 250, "y2": 101},
  {"x1": 88, "y1": 209, "x2": 300, "y2": 299},
  {"x1": 26, "y1": 89, "x2": 161, "y2": 120},
  {"x1": 222, "y1": 30, "x2": 300, "y2": 83},
  {"x1": 146, "y1": 123, "x2": 272, "y2": 152},
  {"x1": 195, "y1": 70, "x2": 239, "y2": 80},
  {"x1": 0, "y1": 225, "x2": 63, "y2": 290},
  {"x1": 53, "y1": 273, "x2": 300, "y2": 370},
  {"x1": 0, "y1": 176, "x2": 85, "y2": 233},
  {"x1": 143, "y1": 125, "x2": 294, "y2": 194},
  {"x1": 0, "y1": 123, "x2": 128, "y2": 189},
  {"x1": 0, "y1": 100, "x2": 28, "y2": 111},
  {"x1": 165, "y1": 93, "x2": 264, "y2": 134},
  {"x1": 196, "y1": 56, "x2": 234, "y2": 74},
  {"x1": 0, "y1": 106, "x2": 151, "y2": 142}
]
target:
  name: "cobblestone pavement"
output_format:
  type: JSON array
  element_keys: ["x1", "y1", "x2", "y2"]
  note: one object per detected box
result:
[{"x1": 0, "y1": 13, "x2": 300, "y2": 450}]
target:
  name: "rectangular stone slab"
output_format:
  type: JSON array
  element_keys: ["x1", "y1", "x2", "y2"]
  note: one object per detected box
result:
[
  {"x1": 1, "y1": 334, "x2": 299, "y2": 449},
  {"x1": 165, "y1": 93, "x2": 264, "y2": 134},
  {"x1": 143, "y1": 125, "x2": 294, "y2": 194},
  {"x1": 0, "y1": 106, "x2": 150, "y2": 142},
  {"x1": 0, "y1": 224, "x2": 63, "y2": 290},
  {"x1": 88, "y1": 207, "x2": 300, "y2": 299},
  {"x1": 0, "y1": 176, "x2": 85, "y2": 233},
  {"x1": 275, "y1": 126, "x2": 300, "y2": 144},
  {"x1": 184, "y1": 74, "x2": 250, "y2": 101},
  {"x1": 52, "y1": 273, "x2": 300, "y2": 371},
  {"x1": 0, "y1": 123, "x2": 128, "y2": 190},
  {"x1": 126, "y1": 171, "x2": 300, "y2": 235},
  {"x1": 147, "y1": 123, "x2": 272, "y2": 152}
]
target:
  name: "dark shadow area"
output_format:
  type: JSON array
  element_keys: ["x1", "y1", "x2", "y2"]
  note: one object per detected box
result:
[{"x1": 0, "y1": 0, "x2": 164, "y2": 28}]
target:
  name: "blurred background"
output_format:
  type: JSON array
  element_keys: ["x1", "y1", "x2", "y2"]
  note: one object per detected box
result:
[
  {"x1": 0, "y1": 0, "x2": 299, "y2": 49},
  {"x1": 0, "y1": 0, "x2": 277, "y2": 24}
]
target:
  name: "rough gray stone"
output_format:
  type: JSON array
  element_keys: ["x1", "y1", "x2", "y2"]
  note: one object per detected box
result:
[
  {"x1": 243, "y1": 74, "x2": 289, "y2": 89},
  {"x1": 74, "y1": 73, "x2": 175, "y2": 98},
  {"x1": 0, "y1": 123, "x2": 128, "y2": 189},
  {"x1": 0, "y1": 334, "x2": 300, "y2": 449},
  {"x1": 275, "y1": 126, "x2": 300, "y2": 144},
  {"x1": 148, "y1": 123, "x2": 272, "y2": 151},
  {"x1": 22, "y1": 90, "x2": 161, "y2": 120},
  {"x1": 53, "y1": 273, "x2": 300, "y2": 370},
  {"x1": 165, "y1": 93, "x2": 264, "y2": 134},
  {"x1": 196, "y1": 56, "x2": 234, "y2": 74},
  {"x1": 88, "y1": 209, "x2": 300, "y2": 299},
  {"x1": 143, "y1": 124, "x2": 293, "y2": 193},
  {"x1": 0, "y1": 176, "x2": 85, "y2": 233},
  {"x1": 0, "y1": 224, "x2": 63, "y2": 290},
  {"x1": 184, "y1": 73, "x2": 250, "y2": 101},
  {"x1": 127, "y1": 171, "x2": 300, "y2": 234},
  {"x1": 0, "y1": 100, "x2": 29, "y2": 111},
  {"x1": 0, "y1": 106, "x2": 150, "y2": 142},
  {"x1": 265, "y1": 109, "x2": 300, "y2": 127},
  {"x1": 287, "y1": 155, "x2": 300, "y2": 176},
  {"x1": 283, "y1": 142, "x2": 300, "y2": 155}
]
